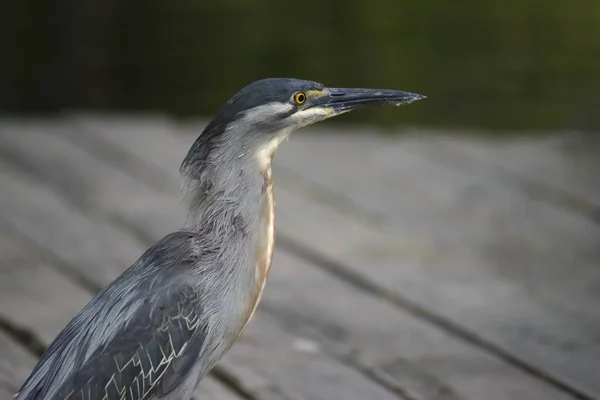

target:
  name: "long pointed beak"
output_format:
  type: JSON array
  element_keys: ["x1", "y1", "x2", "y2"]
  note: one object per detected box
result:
[{"x1": 312, "y1": 87, "x2": 426, "y2": 112}]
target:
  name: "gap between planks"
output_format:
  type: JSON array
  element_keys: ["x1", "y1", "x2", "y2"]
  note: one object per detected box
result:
[{"x1": 0, "y1": 329, "x2": 39, "y2": 400}]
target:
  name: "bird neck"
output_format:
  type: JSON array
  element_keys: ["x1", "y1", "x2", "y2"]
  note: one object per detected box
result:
[
  {"x1": 181, "y1": 154, "x2": 272, "y2": 237},
  {"x1": 179, "y1": 123, "x2": 286, "y2": 256}
]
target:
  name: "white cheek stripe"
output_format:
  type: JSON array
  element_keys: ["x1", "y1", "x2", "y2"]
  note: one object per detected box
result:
[
  {"x1": 288, "y1": 107, "x2": 335, "y2": 127},
  {"x1": 243, "y1": 102, "x2": 294, "y2": 121},
  {"x1": 234, "y1": 102, "x2": 337, "y2": 169}
]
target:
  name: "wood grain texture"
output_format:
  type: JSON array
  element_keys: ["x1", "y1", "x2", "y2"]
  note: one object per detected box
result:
[
  {"x1": 272, "y1": 128, "x2": 600, "y2": 399},
  {"x1": 0, "y1": 162, "x2": 144, "y2": 288},
  {"x1": 49, "y1": 115, "x2": 582, "y2": 400},
  {"x1": 222, "y1": 316, "x2": 401, "y2": 400},
  {"x1": 397, "y1": 131, "x2": 600, "y2": 211},
  {"x1": 0, "y1": 119, "x2": 181, "y2": 241},
  {"x1": 0, "y1": 332, "x2": 37, "y2": 400},
  {"x1": 0, "y1": 132, "x2": 402, "y2": 400},
  {"x1": 0, "y1": 232, "x2": 91, "y2": 346}
]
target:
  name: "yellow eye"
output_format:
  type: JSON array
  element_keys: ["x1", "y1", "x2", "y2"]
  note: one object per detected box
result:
[{"x1": 294, "y1": 92, "x2": 306, "y2": 105}]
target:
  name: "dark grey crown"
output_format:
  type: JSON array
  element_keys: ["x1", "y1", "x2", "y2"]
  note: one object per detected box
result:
[{"x1": 224, "y1": 78, "x2": 323, "y2": 113}]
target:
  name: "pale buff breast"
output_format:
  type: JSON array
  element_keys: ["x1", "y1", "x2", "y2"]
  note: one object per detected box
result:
[{"x1": 243, "y1": 166, "x2": 276, "y2": 327}]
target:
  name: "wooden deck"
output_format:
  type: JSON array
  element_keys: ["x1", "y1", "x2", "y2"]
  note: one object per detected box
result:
[{"x1": 0, "y1": 115, "x2": 598, "y2": 400}]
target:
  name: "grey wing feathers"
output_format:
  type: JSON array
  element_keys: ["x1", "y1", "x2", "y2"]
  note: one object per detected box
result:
[
  {"x1": 52, "y1": 284, "x2": 207, "y2": 400},
  {"x1": 14, "y1": 231, "x2": 209, "y2": 400}
]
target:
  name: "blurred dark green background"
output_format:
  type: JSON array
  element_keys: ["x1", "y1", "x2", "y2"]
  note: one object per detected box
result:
[{"x1": 2, "y1": 0, "x2": 600, "y2": 131}]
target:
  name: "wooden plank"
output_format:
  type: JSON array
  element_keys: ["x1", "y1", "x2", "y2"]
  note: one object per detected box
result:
[
  {"x1": 269, "y1": 129, "x2": 600, "y2": 399},
  {"x1": 0, "y1": 147, "x2": 400, "y2": 400},
  {"x1": 0, "y1": 119, "x2": 181, "y2": 241},
  {"x1": 265, "y1": 251, "x2": 575, "y2": 400},
  {"x1": 0, "y1": 160, "x2": 145, "y2": 288},
  {"x1": 55, "y1": 115, "x2": 580, "y2": 400},
  {"x1": 396, "y1": 131, "x2": 600, "y2": 211},
  {"x1": 220, "y1": 316, "x2": 401, "y2": 400},
  {"x1": 0, "y1": 228, "x2": 242, "y2": 400},
  {"x1": 0, "y1": 232, "x2": 92, "y2": 346},
  {"x1": 0, "y1": 331, "x2": 37, "y2": 400}
]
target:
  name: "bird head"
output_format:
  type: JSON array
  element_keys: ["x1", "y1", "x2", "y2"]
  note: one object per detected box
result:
[{"x1": 182, "y1": 78, "x2": 425, "y2": 174}]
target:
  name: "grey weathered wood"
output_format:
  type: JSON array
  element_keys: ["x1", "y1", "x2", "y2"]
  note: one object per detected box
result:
[
  {"x1": 270, "y1": 128, "x2": 600, "y2": 399},
  {"x1": 221, "y1": 316, "x2": 402, "y2": 400},
  {"x1": 0, "y1": 229, "x2": 243, "y2": 400},
  {"x1": 0, "y1": 232, "x2": 92, "y2": 346},
  {"x1": 192, "y1": 378, "x2": 243, "y2": 400},
  {"x1": 265, "y1": 251, "x2": 575, "y2": 400},
  {"x1": 397, "y1": 131, "x2": 600, "y2": 211},
  {"x1": 56, "y1": 115, "x2": 581, "y2": 400},
  {"x1": 0, "y1": 160, "x2": 145, "y2": 288},
  {"x1": 0, "y1": 331, "x2": 37, "y2": 400},
  {"x1": 0, "y1": 152, "x2": 401, "y2": 400},
  {"x1": 0, "y1": 119, "x2": 182, "y2": 241}
]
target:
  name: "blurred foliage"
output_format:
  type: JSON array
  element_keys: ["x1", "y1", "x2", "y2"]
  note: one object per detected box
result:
[{"x1": 1, "y1": 0, "x2": 600, "y2": 131}]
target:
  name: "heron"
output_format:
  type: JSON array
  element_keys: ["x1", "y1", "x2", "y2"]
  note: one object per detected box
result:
[{"x1": 14, "y1": 78, "x2": 424, "y2": 400}]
